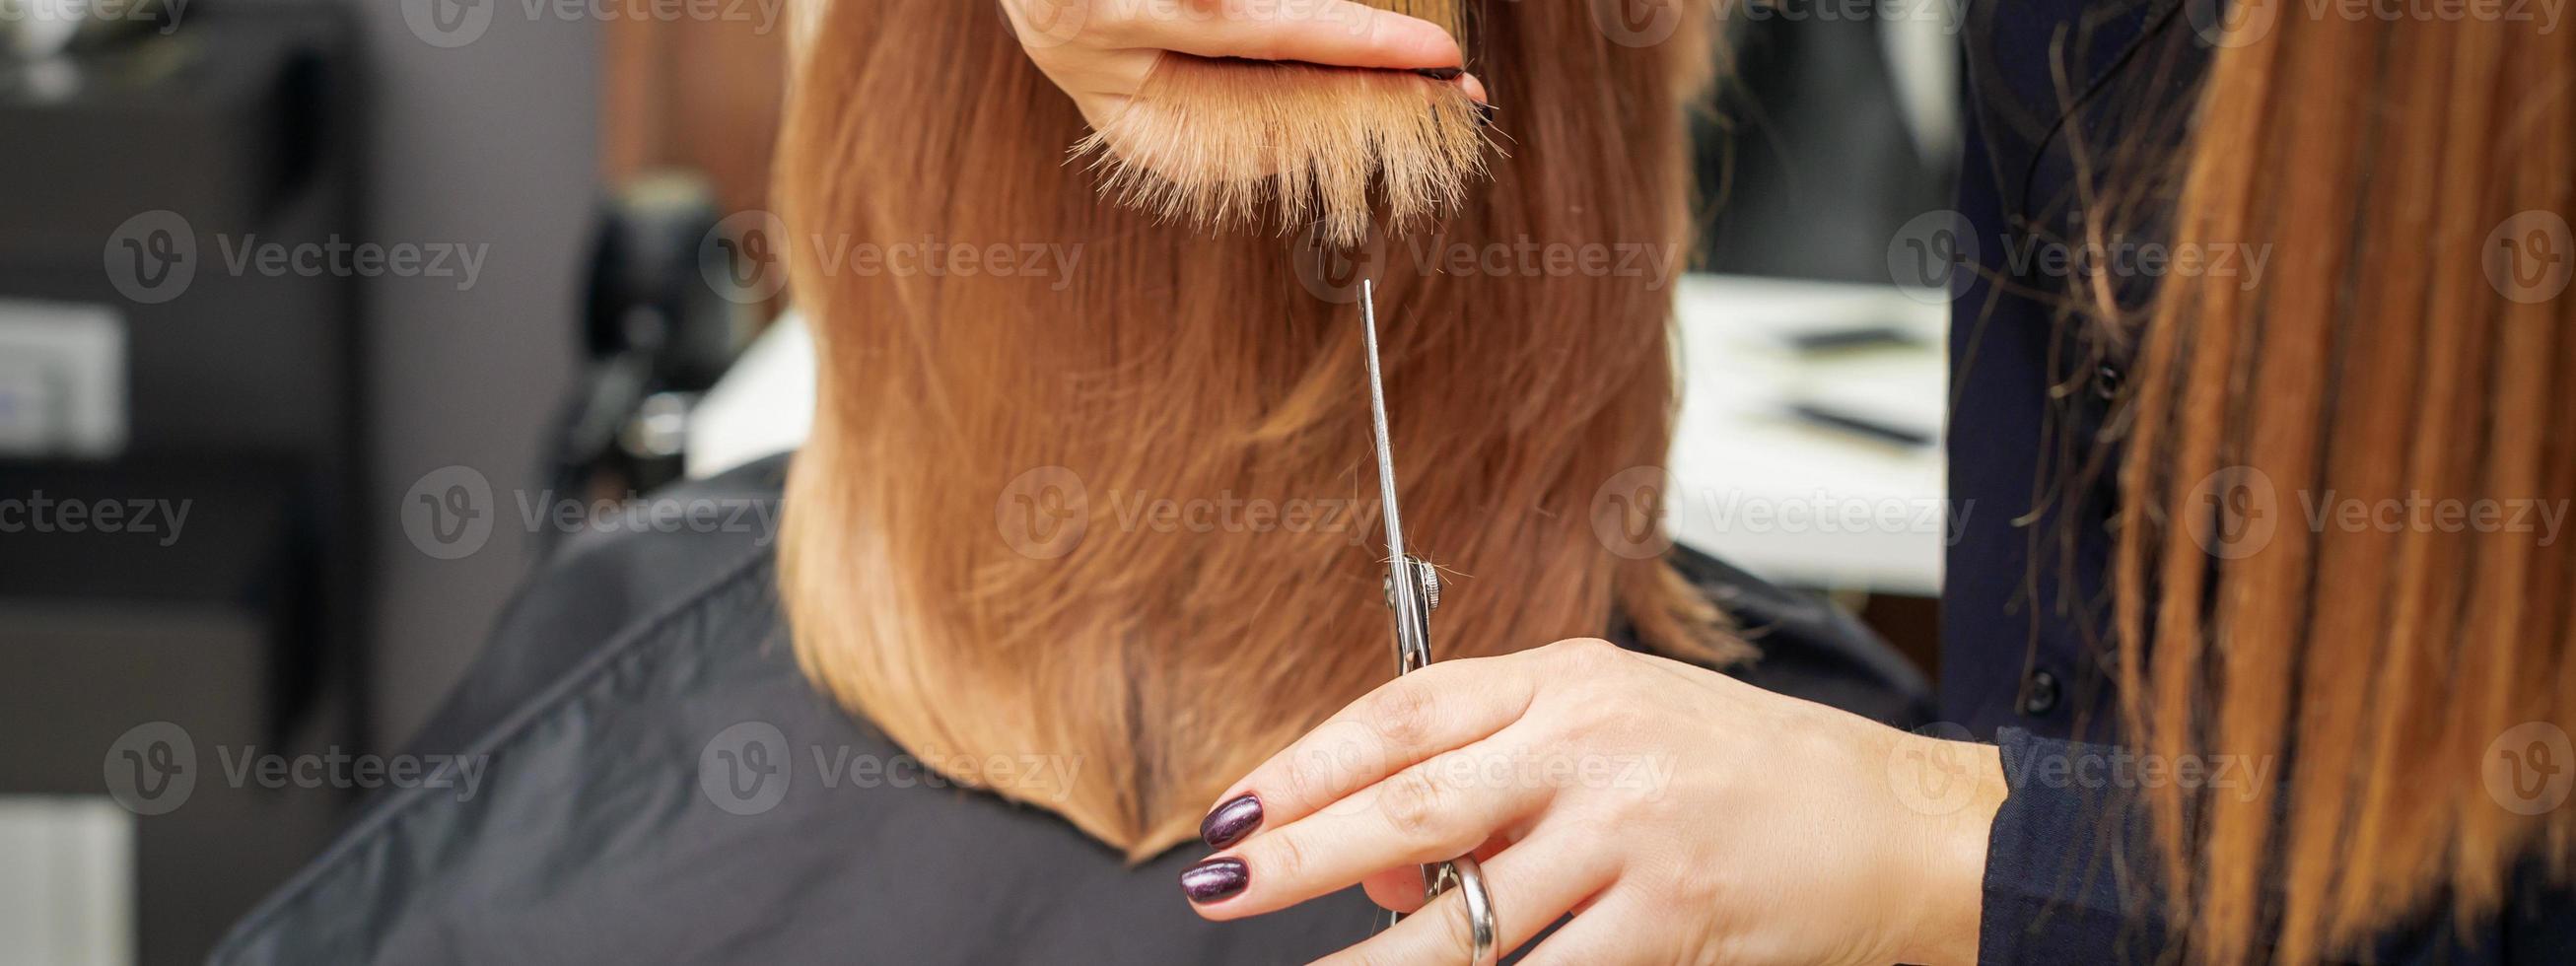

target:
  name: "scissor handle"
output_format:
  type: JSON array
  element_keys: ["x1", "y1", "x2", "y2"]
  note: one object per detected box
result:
[
  {"x1": 1384, "y1": 857, "x2": 1499, "y2": 966},
  {"x1": 1376, "y1": 556, "x2": 1494, "y2": 964},
  {"x1": 1383, "y1": 556, "x2": 1442, "y2": 676}
]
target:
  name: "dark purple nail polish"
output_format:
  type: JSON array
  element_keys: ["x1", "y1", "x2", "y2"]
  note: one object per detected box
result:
[
  {"x1": 1200, "y1": 794, "x2": 1263, "y2": 848},
  {"x1": 1475, "y1": 102, "x2": 1497, "y2": 127},
  {"x1": 1180, "y1": 858, "x2": 1250, "y2": 905},
  {"x1": 1415, "y1": 66, "x2": 1465, "y2": 81}
]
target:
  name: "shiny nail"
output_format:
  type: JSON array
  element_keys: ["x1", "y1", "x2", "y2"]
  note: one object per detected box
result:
[
  {"x1": 1415, "y1": 66, "x2": 1465, "y2": 81},
  {"x1": 1475, "y1": 102, "x2": 1497, "y2": 127},
  {"x1": 1180, "y1": 858, "x2": 1250, "y2": 904},
  {"x1": 1200, "y1": 794, "x2": 1263, "y2": 848}
]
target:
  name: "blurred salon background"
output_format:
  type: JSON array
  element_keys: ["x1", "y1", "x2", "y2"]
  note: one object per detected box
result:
[{"x1": 0, "y1": 1, "x2": 1956, "y2": 961}]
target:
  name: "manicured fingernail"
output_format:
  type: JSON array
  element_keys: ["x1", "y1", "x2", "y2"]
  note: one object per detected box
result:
[
  {"x1": 1180, "y1": 857, "x2": 1249, "y2": 904},
  {"x1": 1415, "y1": 66, "x2": 1464, "y2": 81},
  {"x1": 1475, "y1": 102, "x2": 1497, "y2": 127},
  {"x1": 1200, "y1": 794, "x2": 1263, "y2": 848}
]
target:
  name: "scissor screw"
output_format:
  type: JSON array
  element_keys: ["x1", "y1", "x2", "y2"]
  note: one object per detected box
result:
[{"x1": 1382, "y1": 557, "x2": 1441, "y2": 613}]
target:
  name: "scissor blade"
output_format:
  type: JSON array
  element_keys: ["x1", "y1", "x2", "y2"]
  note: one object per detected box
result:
[{"x1": 1360, "y1": 280, "x2": 1407, "y2": 567}]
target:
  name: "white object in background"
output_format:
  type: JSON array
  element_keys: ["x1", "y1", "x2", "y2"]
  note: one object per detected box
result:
[
  {"x1": 0, "y1": 300, "x2": 127, "y2": 458},
  {"x1": 687, "y1": 276, "x2": 1950, "y2": 596},
  {"x1": 6, "y1": 0, "x2": 93, "y2": 60},
  {"x1": 1665, "y1": 275, "x2": 1948, "y2": 597},
  {"x1": 683, "y1": 313, "x2": 813, "y2": 480},
  {"x1": 0, "y1": 796, "x2": 134, "y2": 966},
  {"x1": 1880, "y1": 6, "x2": 1962, "y2": 172}
]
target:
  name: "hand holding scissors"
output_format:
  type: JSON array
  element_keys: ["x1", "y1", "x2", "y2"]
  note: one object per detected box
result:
[{"x1": 1183, "y1": 284, "x2": 2009, "y2": 965}]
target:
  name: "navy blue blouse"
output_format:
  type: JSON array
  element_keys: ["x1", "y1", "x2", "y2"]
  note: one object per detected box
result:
[{"x1": 1946, "y1": 0, "x2": 2576, "y2": 960}]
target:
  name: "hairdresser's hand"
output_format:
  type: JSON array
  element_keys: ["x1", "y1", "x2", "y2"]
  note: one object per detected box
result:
[
  {"x1": 1182, "y1": 639, "x2": 2009, "y2": 965},
  {"x1": 999, "y1": 0, "x2": 1488, "y2": 133}
]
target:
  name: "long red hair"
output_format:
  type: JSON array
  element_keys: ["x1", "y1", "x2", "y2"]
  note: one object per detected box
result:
[
  {"x1": 2114, "y1": 4, "x2": 2576, "y2": 960},
  {"x1": 772, "y1": 0, "x2": 1733, "y2": 857}
]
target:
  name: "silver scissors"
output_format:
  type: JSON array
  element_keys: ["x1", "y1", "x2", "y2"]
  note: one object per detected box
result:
[{"x1": 1359, "y1": 279, "x2": 1500, "y2": 966}]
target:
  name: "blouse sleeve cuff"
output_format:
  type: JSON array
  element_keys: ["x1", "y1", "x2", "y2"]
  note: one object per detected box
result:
[{"x1": 1977, "y1": 727, "x2": 2171, "y2": 964}]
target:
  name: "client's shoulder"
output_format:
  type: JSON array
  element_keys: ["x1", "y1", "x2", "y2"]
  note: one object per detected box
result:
[
  {"x1": 208, "y1": 455, "x2": 832, "y2": 964},
  {"x1": 1662, "y1": 545, "x2": 1936, "y2": 728},
  {"x1": 403, "y1": 453, "x2": 797, "y2": 750}
]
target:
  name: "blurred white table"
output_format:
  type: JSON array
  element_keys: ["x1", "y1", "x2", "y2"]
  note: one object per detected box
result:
[{"x1": 687, "y1": 275, "x2": 1948, "y2": 596}]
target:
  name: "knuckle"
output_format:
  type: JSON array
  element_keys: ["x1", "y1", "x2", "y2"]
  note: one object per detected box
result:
[
  {"x1": 1261, "y1": 829, "x2": 1311, "y2": 884},
  {"x1": 1283, "y1": 743, "x2": 1342, "y2": 807},
  {"x1": 1547, "y1": 637, "x2": 1622, "y2": 669},
  {"x1": 1375, "y1": 768, "x2": 1448, "y2": 839},
  {"x1": 1365, "y1": 682, "x2": 1441, "y2": 748}
]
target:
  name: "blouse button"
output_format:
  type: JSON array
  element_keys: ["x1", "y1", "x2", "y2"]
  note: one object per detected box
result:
[
  {"x1": 2020, "y1": 668, "x2": 2061, "y2": 717},
  {"x1": 2095, "y1": 363, "x2": 2123, "y2": 401}
]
